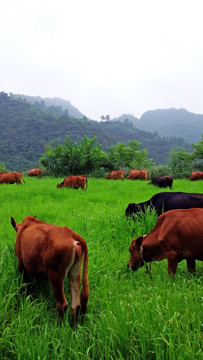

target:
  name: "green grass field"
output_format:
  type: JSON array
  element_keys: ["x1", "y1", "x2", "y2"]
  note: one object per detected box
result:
[{"x1": 0, "y1": 178, "x2": 202, "y2": 359}]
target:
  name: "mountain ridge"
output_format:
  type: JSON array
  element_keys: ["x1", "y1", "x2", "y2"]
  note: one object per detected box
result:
[
  {"x1": 0, "y1": 92, "x2": 194, "y2": 170},
  {"x1": 115, "y1": 108, "x2": 203, "y2": 144}
]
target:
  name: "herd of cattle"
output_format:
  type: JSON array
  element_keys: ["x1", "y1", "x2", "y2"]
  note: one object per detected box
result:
[
  {"x1": 105, "y1": 169, "x2": 203, "y2": 185},
  {"x1": 1, "y1": 167, "x2": 203, "y2": 322},
  {"x1": 0, "y1": 168, "x2": 41, "y2": 184},
  {"x1": 1, "y1": 169, "x2": 203, "y2": 188}
]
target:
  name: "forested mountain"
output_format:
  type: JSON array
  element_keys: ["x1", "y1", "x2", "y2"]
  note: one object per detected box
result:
[
  {"x1": 115, "y1": 108, "x2": 203, "y2": 144},
  {"x1": 0, "y1": 92, "x2": 193, "y2": 171},
  {"x1": 12, "y1": 93, "x2": 84, "y2": 119}
]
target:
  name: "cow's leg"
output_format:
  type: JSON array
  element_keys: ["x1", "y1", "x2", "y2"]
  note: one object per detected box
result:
[
  {"x1": 48, "y1": 271, "x2": 68, "y2": 320},
  {"x1": 167, "y1": 256, "x2": 178, "y2": 278},
  {"x1": 186, "y1": 259, "x2": 196, "y2": 274},
  {"x1": 68, "y1": 257, "x2": 83, "y2": 324},
  {"x1": 17, "y1": 258, "x2": 29, "y2": 283}
]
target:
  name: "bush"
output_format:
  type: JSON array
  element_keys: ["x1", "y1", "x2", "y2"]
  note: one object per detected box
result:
[{"x1": 148, "y1": 165, "x2": 172, "y2": 178}]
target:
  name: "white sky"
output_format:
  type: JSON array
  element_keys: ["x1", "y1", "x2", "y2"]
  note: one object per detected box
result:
[{"x1": 1, "y1": 0, "x2": 203, "y2": 120}]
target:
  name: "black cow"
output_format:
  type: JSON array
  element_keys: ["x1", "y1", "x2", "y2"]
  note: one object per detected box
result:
[
  {"x1": 148, "y1": 176, "x2": 173, "y2": 189},
  {"x1": 125, "y1": 192, "x2": 203, "y2": 217}
]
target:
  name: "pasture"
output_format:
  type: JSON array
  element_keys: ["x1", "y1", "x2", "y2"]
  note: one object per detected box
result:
[{"x1": 0, "y1": 177, "x2": 202, "y2": 359}]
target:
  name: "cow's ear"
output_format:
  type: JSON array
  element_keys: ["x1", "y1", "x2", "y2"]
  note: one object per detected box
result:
[
  {"x1": 11, "y1": 217, "x2": 18, "y2": 231},
  {"x1": 136, "y1": 236, "x2": 144, "y2": 249}
]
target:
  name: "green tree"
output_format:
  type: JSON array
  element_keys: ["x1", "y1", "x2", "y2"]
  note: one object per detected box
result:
[
  {"x1": 107, "y1": 140, "x2": 154, "y2": 170},
  {"x1": 168, "y1": 135, "x2": 203, "y2": 177},
  {"x1": 40, "y1": 135, "x2": 108, "y2": 176},
  {"x1": 192, "y1": 134, "x2": 203, "y2": 170},
  {"x1": 0, "y1": 162, "x2": 6, "y2": 172},
  {"x1": 168, "y1": 147, "x2": 193, "y2": 178}
]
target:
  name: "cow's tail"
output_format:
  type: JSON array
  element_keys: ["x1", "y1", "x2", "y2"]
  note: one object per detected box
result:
[
  {"x1": 80, "y1": 240, "x2": 89, "y2": 314},
  {"x1": 22, "y1": 176, "x2": 26, "y2": 184}
]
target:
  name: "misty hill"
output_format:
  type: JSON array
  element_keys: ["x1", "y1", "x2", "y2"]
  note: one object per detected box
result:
[
  {"x1": 12, "y1": 93, "x2": 84, "y2": 119},
  {"x1": 115, "y1": 108, "x2": 203, "y2": 144},
  {"x1": 0, "y1": 92, "x2": 193, "y2": 171}
]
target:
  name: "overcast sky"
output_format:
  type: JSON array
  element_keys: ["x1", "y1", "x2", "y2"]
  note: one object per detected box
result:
[{"x1": 1, "y1": 0, "x2": 203, "y2": 120}]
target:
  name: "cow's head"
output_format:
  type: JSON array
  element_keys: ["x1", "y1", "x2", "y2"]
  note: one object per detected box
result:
[
  {"x1": 125, "y1": 203, "x2": 141, "y2": 217},
  {"x1": 56, "y1": 183, "x2": 62, "y2": 188},
  {"x1": 127, "y1": 236, "x2": 144, "y2": 271}
]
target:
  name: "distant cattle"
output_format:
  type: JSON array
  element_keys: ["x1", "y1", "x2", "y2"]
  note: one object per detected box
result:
[
  {"x1": 127, "y1": 208, "x2": 203, "y2": 277},
  {"x1": 190, "y1": 171, "x2": 203, "y2": 181},
  {"x1": 57, "y1": 175, "x2": 87, "y2": 190},
  {"x1": 125, "y1": 191, "x2": 203, "y2": 217},
  {"x1": 28, "y1": 168, "x2": 42, "y2": 178},
  {"x1": 0, "y1": 172, "x2": 25, "y2": 185},
  {"x1": 127, "y1": 170, "x2": 148, "y2": 180},
  {"x1": 148, "y1": 176, "x2": 173, "y2": 189},
  {"x1": 105, "y1": 170, "x2": 124, "y2": 180},
  {"x1": 11, "y1": 216, "x2": 89, "y2": 322}
]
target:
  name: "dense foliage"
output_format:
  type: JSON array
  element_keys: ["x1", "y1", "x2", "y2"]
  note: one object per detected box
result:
[
  {"x1": 41, "y1": 135, "x2": 108, "y2": 176},
  {"x1": 168, "y1": 135, "x2": 203, "y2": 178},
  {"x1": 40, "y1": 136, "x2": 154, "y2": 176},
  {"x1": 0, "y1": 92, "x2": 193, "y2": 171}
]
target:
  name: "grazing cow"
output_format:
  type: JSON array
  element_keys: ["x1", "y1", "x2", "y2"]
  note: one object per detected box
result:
[
  {"x1": 105, "y1": 170, "x2": 124, "y2": 180},
  {"x1": 28, "y1": 168, "x2": 42, "y2": 178},
  {"x1": 125, "y1": 191, "x2": 203, "y2": 217},
  {"x1": 127, "y1": 170, "x2": 148, "y2": 180},
  {"x1": 57, "y1": 175, "x2": 87, "y2": 190},
  {"x1": 148, "y1": 176, "x2": 173, "y2": 189},
  {"x1": 190, "y1": 171, "x2": 203, "y2": 181},
  {"x1": 11, "y1": 216, "x2": 89, "y2": 322},
  {"x1": 127, "y1": 208, "x2": 203, "y2": 277},
  {"x1": 12, "y1": 172, "x2": 26, "y2": 184},
  {"x1": 0, "y1": 172, "x2": 25, "y2": 185}
]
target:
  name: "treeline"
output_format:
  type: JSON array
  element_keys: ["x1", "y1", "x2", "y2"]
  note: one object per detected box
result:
[
  {"x1": 41, "y1": 136, "x2": 154, "y2": 176},
  {"x1": 40, "y1": 134, "x2": 203, "y2": 178},
  {"x1": 0, "y1": 92, "x2": 193, "y2": 171}
]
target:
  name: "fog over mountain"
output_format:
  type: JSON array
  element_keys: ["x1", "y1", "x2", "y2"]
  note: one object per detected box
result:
[{"x1": 115, "y1": 108, "x2": 203, "y2": 144}]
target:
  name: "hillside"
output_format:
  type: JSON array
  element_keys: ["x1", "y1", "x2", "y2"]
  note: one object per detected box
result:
[
  {"x1": 0, "y1": 92, "x2": 193, "y2": 171},
  {"x1": 12, "y1": 93, "x2": 84, "y2": 119},
  {"x1": 115, "y1": 108, "x2": 203, "y2": 144}
]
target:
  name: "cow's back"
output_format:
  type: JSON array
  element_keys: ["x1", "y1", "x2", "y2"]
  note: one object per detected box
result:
[
  {"x1": 16, "y1": 219, "x2": 79, "y2": 275},
  {"x1": 160, "y1": 193, "x2": 203, "y2": 212},
  {"x1": 156, "y1": 209, "x2": 203, "y2": 259},
  {"x1": 109, "y1": 170, "x2": 124, "y2": 180},
  {"x1": 190, "y1": 171, "x2": 203, "y2": 180},
  {"x1": 0, "y1": 172, "x2": 21, "y2": 184},
  {"x1": 127, "y1": 170, "x2": 147, "y2": 180},
  {"x1": 149, "y1": 192, "x2": 203, "y2": 213}
]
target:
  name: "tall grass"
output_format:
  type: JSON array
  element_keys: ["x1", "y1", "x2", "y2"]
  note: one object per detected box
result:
[{"x1": 0, "y1": 178, "x2": 202, "y2": 359}]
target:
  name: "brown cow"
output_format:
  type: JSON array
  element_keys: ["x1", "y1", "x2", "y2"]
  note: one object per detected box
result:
[
  {"x1": 11, "y1": 216, "x2": 89, "y2": 323},
  {"x1": 57, "y1": 175, "x2": 87, "y2": 190},
  {"x1": 127, "y1": 170, "x2": 148, "y2": 180},
  {"x1": 28, "y1": 168, "x2": 42, "y2": 178},
  {"x1": 13, "y1": 172, "x2": 26, "y2": 184},
  {"x1": 127, "y1": 208, "x2": 203, "y2": 277},
  {"x1": 190, "y1": 171, "x2": 203, "y2": 181},
  {"x1": 0, "y1": 172, "x2": 25, "y2": 185},
  {"x1": 105, "y1": 170, "x2": 124, "y2": 180}
]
